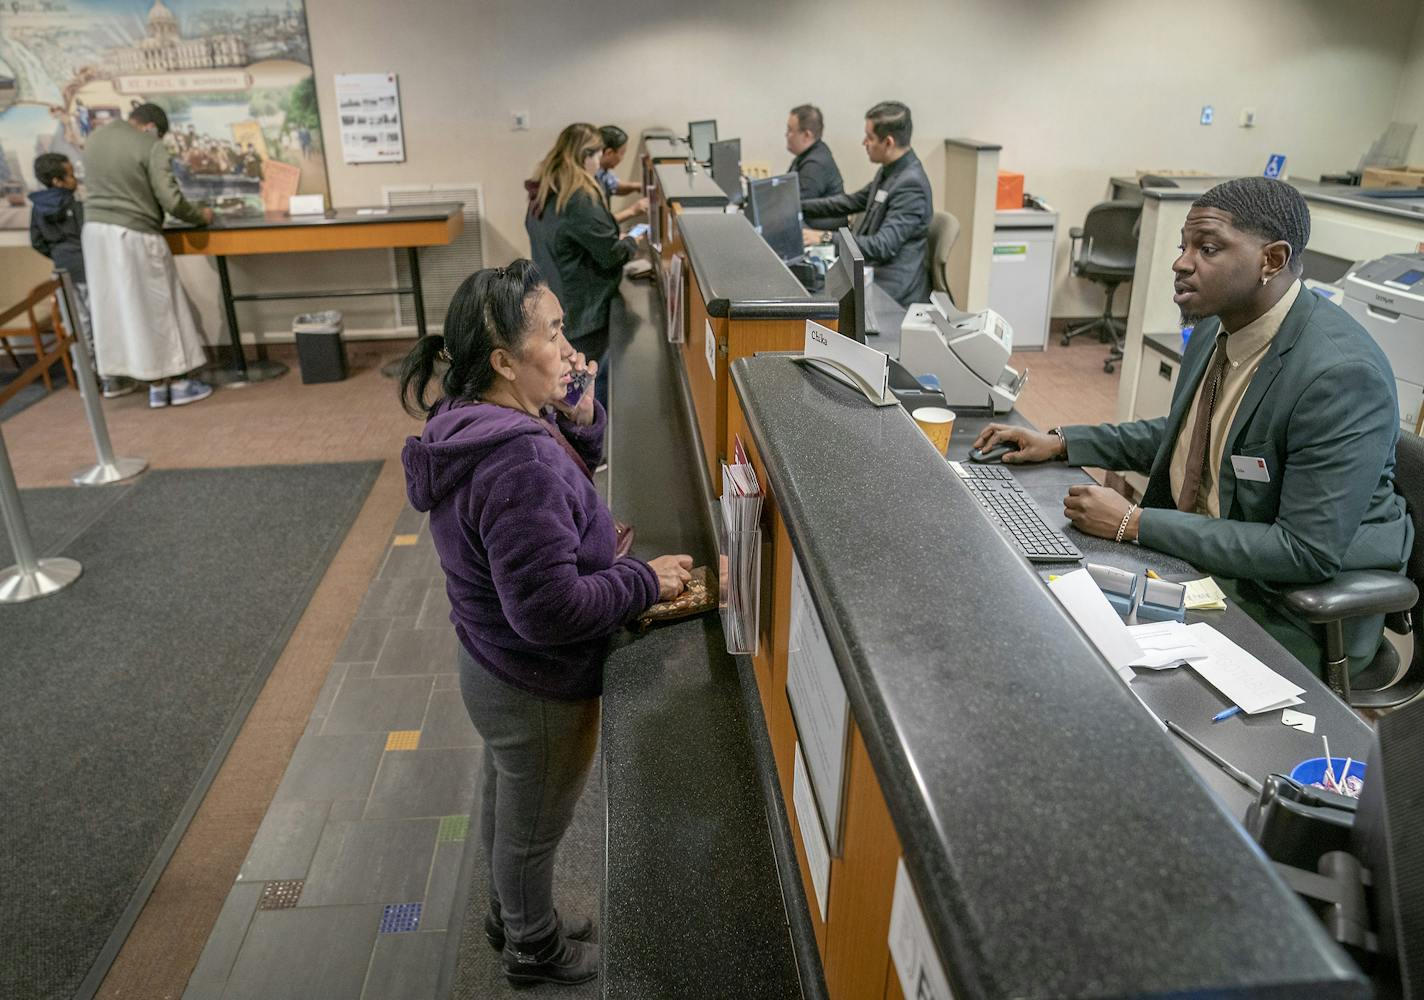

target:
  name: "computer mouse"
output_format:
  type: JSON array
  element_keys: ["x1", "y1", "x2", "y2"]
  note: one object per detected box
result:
[{"x1": 968, "y1": 442, "x2": 1015, "y2": 464}]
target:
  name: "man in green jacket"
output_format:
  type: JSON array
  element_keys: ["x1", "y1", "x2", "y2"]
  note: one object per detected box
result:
[
  {"x1": 974, "y1": 177, "x2": 1412, "y2": 676},
  {"x1": 81, "y1": 103, "x2": 216, "y2": 409}
]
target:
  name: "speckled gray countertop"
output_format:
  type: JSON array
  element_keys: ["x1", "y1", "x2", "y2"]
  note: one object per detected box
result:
[
  {"x1": 678, "y1": 213, "x2": 838, "y2": 321},
  {"x1": 654, "y1": 163, "x2": 730, "y2": 208},
  {"x1": 731, "y1": 354, "x2": 1369, "y2": 1000}
]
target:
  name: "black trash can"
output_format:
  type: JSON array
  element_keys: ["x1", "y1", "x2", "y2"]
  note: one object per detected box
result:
[{"x1": 293, "y1": 311, "x2": 347, "y2": 384}]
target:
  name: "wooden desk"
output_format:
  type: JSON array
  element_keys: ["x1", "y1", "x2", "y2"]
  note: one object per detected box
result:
[
  {"x1": 675, "y1": 213, "x2": 835, "y2": 487},
  {"x1": 651, "y1": 163, "x2": 728, "y2": 281},
  {"x1": 164, "y1": 203, "x2": 463, "y2": 384}
]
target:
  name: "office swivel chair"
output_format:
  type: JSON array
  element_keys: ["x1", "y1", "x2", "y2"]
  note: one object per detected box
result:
[
  {"x1": 927, "y1": 211, "x2": 961, "y2": 306},
  {"x1": 1137, "y1": 174, "x2": 1180, "y2": 190},
  {"x1": 1282, "y1": 430, "x2": 1424, "y2": 708},
  {"x1": 1062, "y1": 201, "x2": 1142, "y2": 373}
]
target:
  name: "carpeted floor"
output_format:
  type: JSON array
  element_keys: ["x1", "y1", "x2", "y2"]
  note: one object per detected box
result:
[
  {"x1": 0, "y1": 462, "x2": 380, "y2": 1000},
  {"x1": 0, "y1": 360, "x2": 69, "y2": 423},
  {"x1": 450, "y1": 753, "x2": 605, "y2": 1000}
]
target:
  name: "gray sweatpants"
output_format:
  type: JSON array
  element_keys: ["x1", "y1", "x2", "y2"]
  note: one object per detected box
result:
[{"x1": 458, "y1": 645, "x2": 599, "y2": 945}]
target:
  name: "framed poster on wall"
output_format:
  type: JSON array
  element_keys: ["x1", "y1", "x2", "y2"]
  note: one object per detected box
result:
[
  {"x1": 334, "y1": 73, "x2": 404, "y2": 165},
  {"x1": 0, "y1": 0, "x2": 331, "y2": 228}
]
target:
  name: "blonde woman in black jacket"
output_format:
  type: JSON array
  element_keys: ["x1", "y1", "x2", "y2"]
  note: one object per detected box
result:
[{"x1": 525, "y1": 123, "x2": 645, "y2": 412}]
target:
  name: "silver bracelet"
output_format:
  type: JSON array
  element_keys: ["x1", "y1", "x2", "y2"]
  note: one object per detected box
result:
[{"x1": 1115, "y1": 503, "x2": 1139, "y2": 544}]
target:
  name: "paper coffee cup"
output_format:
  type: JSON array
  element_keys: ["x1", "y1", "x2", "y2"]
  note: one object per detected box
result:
[{"x1": 912, "y1": 407, "x2": 956, "y2": 455}]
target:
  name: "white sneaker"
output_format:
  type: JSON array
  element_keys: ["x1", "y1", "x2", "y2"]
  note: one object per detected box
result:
[
  {"x1": 168, "y1": 378, "x2": 213, "y2": 407},
  {"x1": 148, "y1": 384, "x2": 169, "y2": 408}
]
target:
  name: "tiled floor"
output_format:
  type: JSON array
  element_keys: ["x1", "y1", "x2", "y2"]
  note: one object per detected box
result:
[
  {"x1": 1011, "y1": 324, "x2": 1123, "y2": 430},
  {"x1": 5, "y1": 326, "x2": 1121, "y2": 999},
  {"x1": 183, "y1": 511, "x2": 475, "y2": 1000}
]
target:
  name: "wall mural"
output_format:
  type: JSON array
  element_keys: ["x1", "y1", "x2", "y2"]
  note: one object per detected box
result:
[{"x1": 0, "y1": 0, "x2": 329, "y2": 229}]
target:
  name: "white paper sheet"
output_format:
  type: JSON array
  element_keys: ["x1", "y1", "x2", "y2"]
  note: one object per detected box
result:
[
  {"x1": 1049, "y1": 569, "x2": 1144, "y2": 673},
  {"x1": 1126, "y1": 621, "x2": 1207, "y2": 669},
  {"x1": 792, "y1": 745, "x2": 831, "y2": 921},
  {"x1": 1185, "y1": 622, "x2": 1305, "y2": 714}
]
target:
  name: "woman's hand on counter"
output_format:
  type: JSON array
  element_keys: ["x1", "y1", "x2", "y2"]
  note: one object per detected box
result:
[{"x1": 647, "y1": 554, "x2": 694, "y2": 600}]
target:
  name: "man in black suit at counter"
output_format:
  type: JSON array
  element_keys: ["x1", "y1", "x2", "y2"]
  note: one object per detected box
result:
[
  {"x1": 786, "y1": 104, "x2": 845, "y2": 230},
  {"x1": 802, "y1": 100, "x2": 933, "y2": 309}
]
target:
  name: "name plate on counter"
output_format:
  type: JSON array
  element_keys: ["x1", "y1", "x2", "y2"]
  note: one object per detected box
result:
[
  {"x1": 787, "y1": 557, "x2": 850, "y2": 854},
  {"x1": 889, "y1": 859, "x2": 953, "y2": 1000},
  {"x1": 705, "y1": 318, "x2": 717, "y2": 380}
]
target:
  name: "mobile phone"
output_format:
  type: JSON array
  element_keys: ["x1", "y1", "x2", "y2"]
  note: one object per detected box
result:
[
  {"x1": 628, "y1": 223, "x2": 649, "y2": 239},
  {"x1": 564, "y1": 369, "x2": 590, "y2": 407}
]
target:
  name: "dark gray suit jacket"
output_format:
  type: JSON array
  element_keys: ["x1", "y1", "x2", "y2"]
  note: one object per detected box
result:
[
  {"x1": 1066, "y1": 287, "x2": 1412, "y2": 659},
  {"x1": 790, "y1": 140, "x2": 846, "y2": 230},
  {"x1": 802, "y1": 148, "x2": 932, "y2": 308}
]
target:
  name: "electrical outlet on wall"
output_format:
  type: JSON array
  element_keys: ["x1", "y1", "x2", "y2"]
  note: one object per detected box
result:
[
  {"x1": 1239, "y1": 107, "x2": 1257, "y2": 128},
  {"x1": 511, "y1": 111, "x2": 531, "y2": 131},
  {"x1": 1200, "y1": 105, "x2": 1214, "y2": 125}
]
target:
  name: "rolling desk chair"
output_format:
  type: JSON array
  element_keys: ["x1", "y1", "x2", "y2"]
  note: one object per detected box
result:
[
  {"x1": 927, "y1": 210, "x2": 961, "y2": 306},
  {"x1": 1062, "y1": 201, "x2": 1142, "y2": 373},
  {"x1": 1283, "y1": 430, "x2": 1424, "y2": 708}
]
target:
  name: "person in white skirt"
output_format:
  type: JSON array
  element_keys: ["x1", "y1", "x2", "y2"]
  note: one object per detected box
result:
[{"x1": 81, "y1": 104, "x2": 215, "y2": 409}]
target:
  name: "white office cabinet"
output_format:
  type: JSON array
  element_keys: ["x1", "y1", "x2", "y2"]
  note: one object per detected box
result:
[
  {"x1": 1125, "y1": 337, "x2": 1182, "y2": 494},
  {"x1": 986, "y1": 208, "x2": 1058, "y2": 350}
]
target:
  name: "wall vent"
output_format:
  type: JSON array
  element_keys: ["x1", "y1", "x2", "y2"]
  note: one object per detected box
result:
[{"x1": 383, "y1": 183, "x2": 485, "y2": 331}]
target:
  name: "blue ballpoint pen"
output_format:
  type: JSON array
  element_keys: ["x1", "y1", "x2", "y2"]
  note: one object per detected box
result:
[{"x1": 1212, "y1": 705, "x2": 1243, "y2": 723}]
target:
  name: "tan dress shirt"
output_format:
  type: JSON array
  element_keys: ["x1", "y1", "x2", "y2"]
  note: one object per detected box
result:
[{"x1": 1168, "y1": 281, "x2": 1301, "y2": 517}]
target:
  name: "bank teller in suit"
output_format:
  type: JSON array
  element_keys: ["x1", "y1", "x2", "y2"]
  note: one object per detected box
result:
[
  {"x1": 785, "y1": 103, "x2": 846, "y2": 230},
  {"x1": 801, "y1": 100, "x2": 932, "y2": 309},
  {"x1": 974, "y1": 177, "x2": 1412, "y2": 677}
]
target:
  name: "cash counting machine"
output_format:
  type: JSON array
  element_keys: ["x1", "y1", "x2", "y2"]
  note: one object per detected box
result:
[
  {"x1": 898, "y1": 292, "x2": 1028, "y2": 414},
  {"x1": 1342, "y1": 253, "x2": 1424, "y2": 432}
]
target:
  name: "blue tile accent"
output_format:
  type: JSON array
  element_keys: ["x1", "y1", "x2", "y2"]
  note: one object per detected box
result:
[{"x1": 378, "y1": 902, "x2": 422, "y2": 934}]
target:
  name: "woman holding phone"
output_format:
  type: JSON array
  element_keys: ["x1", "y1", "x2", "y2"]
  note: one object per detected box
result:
[
  {"x1": 400, "y1": 262, "x2": 691, "y2": 988},
  {"x1": 525, "y1": 123, "x2": 645, "y2": 413}
]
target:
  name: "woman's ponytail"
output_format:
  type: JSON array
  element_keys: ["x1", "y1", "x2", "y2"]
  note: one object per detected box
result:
[{"x1": 398, "y1": 333, "x2": 448, "y2": 418}]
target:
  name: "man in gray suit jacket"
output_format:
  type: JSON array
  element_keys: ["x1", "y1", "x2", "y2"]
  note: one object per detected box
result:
[
  {"x1": 975, "y1": 178, "x2": 1412, "y2": 676},
  {"x1": 802, "y1": 101, "x2": 932, "y2": 309}
]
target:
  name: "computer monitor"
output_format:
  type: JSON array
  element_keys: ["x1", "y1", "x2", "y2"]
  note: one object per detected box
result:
[
  {"x1": 1351, "y1": 696, "x2": 1424, "y2": 999},
  {"x1": 688, "y1": 119, "x2": 717, "y2": 163},
  {"x1": 823, "y1": 228, "x2": 867, "y2": 343},
  {"x1": 709, "y1": 138, "x2": 742, "y2": 202},
  {"x1": 747, "y1": 173, "x2": 803, "y2": 263}
]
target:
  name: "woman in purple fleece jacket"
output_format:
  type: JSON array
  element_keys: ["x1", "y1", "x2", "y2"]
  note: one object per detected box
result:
[{"x1": 399, "y1": 261, "x2": 691, "y2": 989}]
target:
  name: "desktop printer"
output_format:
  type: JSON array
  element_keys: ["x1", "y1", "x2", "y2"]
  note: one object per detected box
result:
[
  {"x1": 1342, "y1": 252, "x2": 1424, "y2": 432},
  {"x1": 898, "y1": 292, "x2": 1028, "y2": 414}
]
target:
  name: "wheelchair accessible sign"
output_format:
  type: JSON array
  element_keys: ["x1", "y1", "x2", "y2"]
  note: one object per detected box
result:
[{"x1": 1264, "y1": 154, "x2": 1287, "y2": 179}]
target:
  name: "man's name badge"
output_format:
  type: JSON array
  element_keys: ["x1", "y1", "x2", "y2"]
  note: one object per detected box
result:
[
  {"x1": 874, "y1": 188, "x2": 889, "y2": 204},
  {"x1": 1231, "y1": 454, "x2": 1271, "y2": 483}
]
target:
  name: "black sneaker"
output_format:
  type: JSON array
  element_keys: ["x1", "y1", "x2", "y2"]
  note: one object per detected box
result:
[
  {"x1": 503, "y1": 930, "x2": 599, "y2": 989},
  {"x1": 485, "y1": 899, "x2": 594, "y2": 952}
]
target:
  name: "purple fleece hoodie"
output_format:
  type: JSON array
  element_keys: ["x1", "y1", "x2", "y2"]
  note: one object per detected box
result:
[{"x1": 402, "y1": 398, "x2": 659, "y2": 700}]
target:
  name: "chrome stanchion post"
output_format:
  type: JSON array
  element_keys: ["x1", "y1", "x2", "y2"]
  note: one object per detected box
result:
[
  {"x1": 0, "y1": 424, "x2": 82, "y2": 603},
  {"x1": 54, "y1": 270, "x2": 148, "y2": 486}
]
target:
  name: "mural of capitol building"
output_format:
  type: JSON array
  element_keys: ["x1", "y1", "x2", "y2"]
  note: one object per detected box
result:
[{"x1": 109, "y1": 0, "x2": 247, "y2": 75}]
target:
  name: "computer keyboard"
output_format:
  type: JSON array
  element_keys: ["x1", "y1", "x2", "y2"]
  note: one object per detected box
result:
[{"x1": 950, "y1": 461, "x2": 1083, "y2": 563}]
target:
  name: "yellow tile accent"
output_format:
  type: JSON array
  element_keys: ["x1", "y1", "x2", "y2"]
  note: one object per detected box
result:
[
  {"x1": 392, "y1": 534, "x2": 419, "y2": 547},
  {"x1": 385, "y1": 730, "x2": 421, "y2": 751}
]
